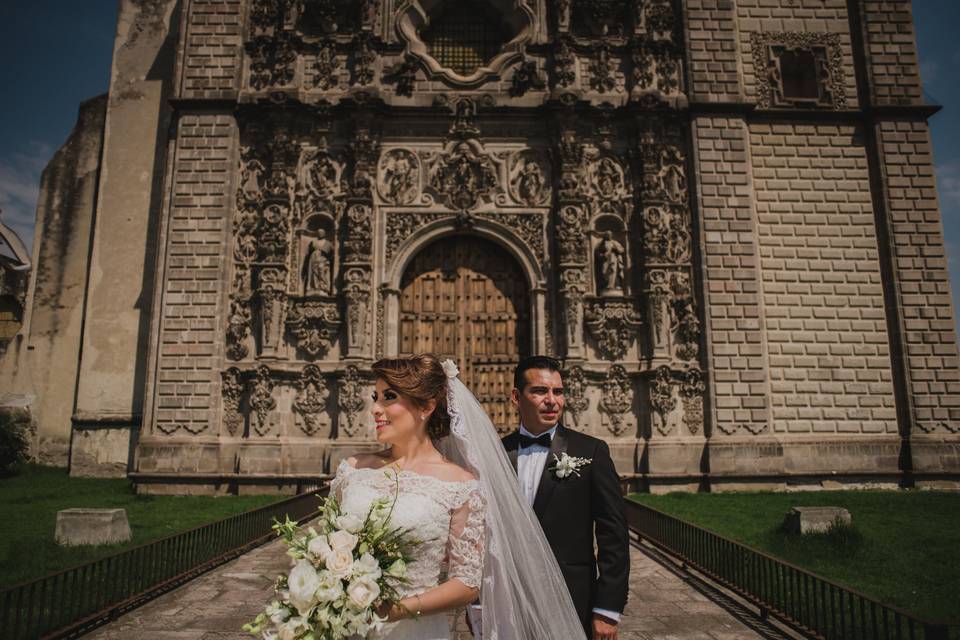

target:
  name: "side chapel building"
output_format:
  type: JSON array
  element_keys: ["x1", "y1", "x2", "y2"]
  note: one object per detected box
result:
[{"x1": 2, "y1": 0, "x2": 959, "y2": 493}]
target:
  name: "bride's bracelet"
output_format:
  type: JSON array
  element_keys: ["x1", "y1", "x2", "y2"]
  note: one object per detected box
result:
[{"x1": 411, "y1": 595, "x2": 422, "y2": 619}]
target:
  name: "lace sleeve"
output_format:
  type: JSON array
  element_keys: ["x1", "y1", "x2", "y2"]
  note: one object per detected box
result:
[
  {"x1": 329, "y1": 459, "x2": 353, "y2": 502},
  {"x1": 446, "y1": 483, "x2": 486, "y2": 590}
]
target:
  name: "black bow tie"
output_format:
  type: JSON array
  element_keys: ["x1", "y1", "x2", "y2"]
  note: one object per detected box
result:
[{"x1": 519, "y1": 432, "x2": 553, "y2": 449}]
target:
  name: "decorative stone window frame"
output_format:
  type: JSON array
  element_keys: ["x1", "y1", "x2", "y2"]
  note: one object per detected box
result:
[
  {"x1": 395, "y1": 0, "x2": 536, "y2": 87},
  {"x1": 750, "y1": 32, "x2": 847, "y2": 110}
]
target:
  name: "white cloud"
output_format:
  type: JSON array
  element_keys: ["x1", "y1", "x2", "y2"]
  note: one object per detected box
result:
[
  {"x1": 0, "y1": 142, "x2": 52, "y2": 252},
  {"x1": 939, "y1": 163, "x2": 960, "y2": 206}
]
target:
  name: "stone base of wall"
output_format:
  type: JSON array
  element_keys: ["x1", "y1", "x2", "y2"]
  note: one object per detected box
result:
[{"x1": 70, "y1": 426, "x2": 133, "y2": 478}]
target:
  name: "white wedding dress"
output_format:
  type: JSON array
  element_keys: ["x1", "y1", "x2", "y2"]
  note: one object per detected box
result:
[{"x1": 330, "y1": 459, "x2": 485, "y2": 640}]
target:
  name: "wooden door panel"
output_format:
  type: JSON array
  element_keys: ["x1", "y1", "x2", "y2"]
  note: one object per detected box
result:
[{"x1": 399, "y1": 236, "x2": 528, "y2": 432}]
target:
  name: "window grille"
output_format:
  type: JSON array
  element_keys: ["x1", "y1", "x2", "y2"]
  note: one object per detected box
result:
[{"x1": 422, "y1": 2, "x2": 507, "y2": 76}]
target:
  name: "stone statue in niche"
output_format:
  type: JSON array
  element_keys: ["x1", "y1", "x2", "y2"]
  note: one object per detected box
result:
[
  {"x1": 302, "y1": 230, "x2": 334, "y2": 295},
  {"x1": 598, "y1": 231, "x2": 625, "y2": 294}
]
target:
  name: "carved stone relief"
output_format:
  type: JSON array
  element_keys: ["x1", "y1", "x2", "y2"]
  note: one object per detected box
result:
[
  {"x1": 750, "y1": 32, "x2": 847, "y2": 110},
  {"x1": 600, "y1": 365, "x2": 632, "y2": 436},
  {"x1": 285, "y1": 300, "x2": 340, "y2": 356},
  {"x1": 248, "y1": 365, "x2": 277, "y2": 436},
  {"x1": 338, "y1": 365, "x2": 367, "y2": 436},
  {"x1": 425, "y1": 140, "x2": 500, "y2": 211},
  {"x1": 649, "y1": 365, "x2": 679, "y2": 436},
  {"x1": 564, "y1": 366, "x2": 590, "y2": 428},
  {"x1": 377, "y1": 149, "x2": 420, "y2": 205},
  {"x1": 508, "y1": 151, "x2": 551, "y2": 207},
  {"x1": 343, "y1": 268, "x2": 371, "y2": 352},
  {"x1": 293, "y1": 364, "x2": 331, "y2": 436},
  {"x1": 584, "y1": 299, "x2": 642, "y2": 360},
  {"x1": 221, "y1": 367, "x2": 244, "y2": 436}
]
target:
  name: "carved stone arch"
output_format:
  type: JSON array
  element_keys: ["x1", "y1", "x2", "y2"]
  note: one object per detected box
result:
[
  {"x1": 382, "y1": 217, "x2": 547, "y2": 356},
  {"x1": 395, "y1": 0, "x2": 538, "y2": 87}
]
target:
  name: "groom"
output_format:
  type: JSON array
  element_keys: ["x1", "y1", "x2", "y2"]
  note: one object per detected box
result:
[{"x1": 502, "y1": 356, "x2": 630, "y2": 640}]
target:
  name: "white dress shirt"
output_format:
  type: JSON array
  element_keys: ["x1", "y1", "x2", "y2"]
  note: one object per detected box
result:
[{"x1": 516, "y1": 424, "x2": 621, "y2": 623}]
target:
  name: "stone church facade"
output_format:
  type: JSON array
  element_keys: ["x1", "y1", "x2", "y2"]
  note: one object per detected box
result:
[{"x1": 2, "y1": 0, "x2": 959, "y2": 493}]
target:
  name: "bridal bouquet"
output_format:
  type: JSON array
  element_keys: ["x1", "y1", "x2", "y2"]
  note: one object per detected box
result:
[{"x1": 244, "y1": 479, "x2": 421, "y2": 640}]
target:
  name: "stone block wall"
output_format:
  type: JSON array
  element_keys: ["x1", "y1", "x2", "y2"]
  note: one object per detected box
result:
[
  {"x1": 178, "y1": 0, "x2": 243, "y2": 99},
  {"x1": 751, "y1": 122, "x2": 897, "y2": 436}
]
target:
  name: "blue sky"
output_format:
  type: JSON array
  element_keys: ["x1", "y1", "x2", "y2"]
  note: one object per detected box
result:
[{"x1": 1, "y1": 1, "x2": 959, "y2": 325}]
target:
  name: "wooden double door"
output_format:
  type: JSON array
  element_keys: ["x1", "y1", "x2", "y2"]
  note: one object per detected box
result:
[{"x1": 399, "y1": 236, "x2": 529, "y2": 432}]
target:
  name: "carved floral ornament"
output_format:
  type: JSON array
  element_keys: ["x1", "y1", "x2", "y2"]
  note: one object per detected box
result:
[
  {"x1": 395, "y1": 0, "x2": 536, "y2": 86},
  {"x1": 584, "y1": 298, "x2": 643, "y2": 361},
  {"x1": 564, "y1": 366, "x2": 590, "y2": 428},
  {"x1": 647, "y1": 365, "x2": 705, "y2": 437},
  {"x1": 293, "y1": 364, "x2": 331, "y2": 436},
  {"x1": 750, "y1": 31, "x2": 847, "y2": 110},
  {"x1": 600, "y1": 365, "x2": 632, "y2": 436}
]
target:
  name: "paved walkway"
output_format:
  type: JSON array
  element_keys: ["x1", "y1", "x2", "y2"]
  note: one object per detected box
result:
[{"x1": 87, "y1": 538, "x2": 794, "y2": 640}]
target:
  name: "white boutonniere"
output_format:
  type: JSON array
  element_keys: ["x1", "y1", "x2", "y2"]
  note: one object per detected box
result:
[{"x1": 549, "y1": 453, "x2": 591, "y2": 479}]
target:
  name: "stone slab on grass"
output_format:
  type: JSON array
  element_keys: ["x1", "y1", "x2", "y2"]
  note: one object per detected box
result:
[
  {"x1": 784, "y1": 507, "x2": 852, "y2": 535},
  {"x1": 55, "y1": 508, "x2": 132, "y2": 546}
]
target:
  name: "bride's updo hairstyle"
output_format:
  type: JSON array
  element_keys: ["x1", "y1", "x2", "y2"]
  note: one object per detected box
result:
[{"x1": 371, "y1": 354, "x2": 451, "y2": 440}]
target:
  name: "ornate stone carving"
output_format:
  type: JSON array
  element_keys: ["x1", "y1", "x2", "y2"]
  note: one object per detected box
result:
[
  {"x1": 484, "y1": 212, "x2": 545, "y2": 261},
  {"x1": 248, "y1": 365, "x2": 276, "y2": 436},
  {"x1": 384, "y1": 55, "x2": 418, "y2": 97},
  {"x1": 596, "y1": 231, "x2": 626, "y2": 294},
  {"x1": 377, "y1": 149, "x2": 420, "y2": 205},
  {"x1": 226, "y1": 297, "x2": 252, "y2": 361},
  {"x1": 588, "y1": 155, "x2": 633, "y2": 219},
  {"x1": 385, "y1": 212, "x2": 448, "y2": 262},
  {"x1": 221, "y1": 367, "x2": 244, "y2": 436},
  {"x1": 293, "y1": 364, "x2": 330, "y2": 436},
  {"x1": 301, "y1": 230, "x2": 335, "y2": 295},
  {"x1": 510, "y1": 59, "x2": 546, "y2": 97},
  {"x1": 672, "y1": 271, "x2": 700, "y2": 362},
  {"x1": 750, "y1": 32, "x2": 847, "y2": 110},
  {"x1": 556, "y1": 126, "x2": 586, "y2": 200},
  {"x1": 343, "y1": 204, "x2": 373, "y2": 263},
  {"x1": 642, "y1": 205, "x2": 691, "y2": 264},
  {"x1": 247, "y1": 32, "x2": 297, "y2": 90},
  {"x1": 259, "y1": 203, "x2": 291, "y2": 263},
  {"x1": 645, "y1": 268, "x2": 672, "y2": 357},
  {"x1": 295, "y1": 146, "x2": 344, "y2": 216},
  {"x1": 680, "y1": 367, "x2": 705, "y2": 435},
  {"x1": 257, "y1": 267, "x2": 287, "y2": 353},
  {"x1": 351, "y1": 33, "x2": 377, "y2": 85},
  {"x1": 338, "y1": 365, "x2": 366, "y2": 436},
  {"x1": 425, "y1": 141, "x2": 499, "y2": 211},
  {"x1": 343, "y1": 267, "x2": 371, "y2": 352},
  {"x1": 650, "y1": 365, "x2": 677, "y2": 436},
  {"x1": 553, "y1": 35, "x2": 577, "y2": 88},
  {"x1": 589, "y1": 43, "x2": 618, "y2": 93},
  {"x1": 558, "y1": 205, "x2": 589, "y2": 263},
  {"x1": 564, "y1": 366, "x2": 590, "y2": 428},
  {"x1": 508, "y1": 151, "x2": 550, "y2": 207},
  {"x1": 348, "y1": 126, "x2": 378, "y2": 200},
  {"x1": 313, "y1": 40, "x2": 339, "y2": 90},
  {"x1": 285, "y1": 300, "x2": 340, "y2": 356},
  {"x1": 584, "y1": 298, "x2": 642, "y2": 360},
  {"x1": 600, "y1": 365, "x2": 632, "y2": 436}
]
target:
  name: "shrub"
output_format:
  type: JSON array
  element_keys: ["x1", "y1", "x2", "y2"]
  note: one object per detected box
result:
[{"x1": 0, "y1": 408, "x2": 30, "y2": 475}]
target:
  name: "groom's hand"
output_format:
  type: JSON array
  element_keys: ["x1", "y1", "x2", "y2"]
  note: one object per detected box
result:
[{"x1": 592, "y1": 613, "x2": 618, "y2": 640}]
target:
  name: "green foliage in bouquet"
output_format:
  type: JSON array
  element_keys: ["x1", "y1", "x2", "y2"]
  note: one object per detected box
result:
[{"x1": 245, "y1": 472, "x2": 424, "y2": 640}]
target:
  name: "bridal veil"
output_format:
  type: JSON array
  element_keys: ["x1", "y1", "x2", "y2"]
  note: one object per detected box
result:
[{"x1": 438, "y1": 360, "x2": 584, "y2": 639}]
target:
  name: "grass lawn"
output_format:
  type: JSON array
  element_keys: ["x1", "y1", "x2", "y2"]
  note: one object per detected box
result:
[
  {"x1": 0, "y1": 465, "x2": 281, "y2": 590},
  {"x1": 629, "y1": 490, "x2": 960, "y2": 626}
]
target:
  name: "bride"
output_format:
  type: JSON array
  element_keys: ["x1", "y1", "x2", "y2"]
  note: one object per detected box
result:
[{"x1": 330, "y1": 355, "x2": 584, "y2": 639}]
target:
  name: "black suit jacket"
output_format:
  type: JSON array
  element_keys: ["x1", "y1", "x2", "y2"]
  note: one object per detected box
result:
[{"x1": 502, "y1": 425, "x2": 630, "y2": 635}]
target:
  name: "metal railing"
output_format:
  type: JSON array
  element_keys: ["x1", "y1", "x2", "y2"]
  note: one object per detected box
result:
[
  {"x1": 0, "y1": 488, "x2": 327, "y2": 640},
  {"x1": 625, "y1": 500, "x2": 955, "y2": 640}
]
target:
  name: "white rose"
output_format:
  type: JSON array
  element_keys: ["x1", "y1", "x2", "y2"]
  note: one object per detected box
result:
[
  {"x1": 287, "y1": 560, "x2": 321, "y2": 615},
  {"x1": 328, "y1": 529, "x2": 359, "y2": 552},
  {"x1": 307, "y1": 534, "x2": 332, "y2": 562},
  {"x1": 266, "y1": 600, "x2": 291, "y2": 625},
  {"x1": 346, "y1": 575, "x2": 381, "y2": 610},
  {"x1": 326, "y1": 547, "x2": 355, "y2": 579},
  {"x1": 315, "y1": 569, "x2": 345, "y2": 603},
  {"x1": 353, "y1": 552, "x2": 382, "y2": 580},
  {"x1": 387, "y1": 558, "x2": 407, "y2": 578},
  {"x1": 277, "y1": 615, "x2": 307, "y2": 640},
  {"x1": 337, "y1": 513, "x2": 364, "y2": 534},
  {"x1": 347, "y1": 611, "x2": 373, "y2": 637}
]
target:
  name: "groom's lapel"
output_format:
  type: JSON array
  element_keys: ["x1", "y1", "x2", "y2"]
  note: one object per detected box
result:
[
  {"x1": 502, "y1": 430, "x2": 520, "y2": 473},
  {"x1": 532, "y1": 424, "x2": 568, "y2": 520}
]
